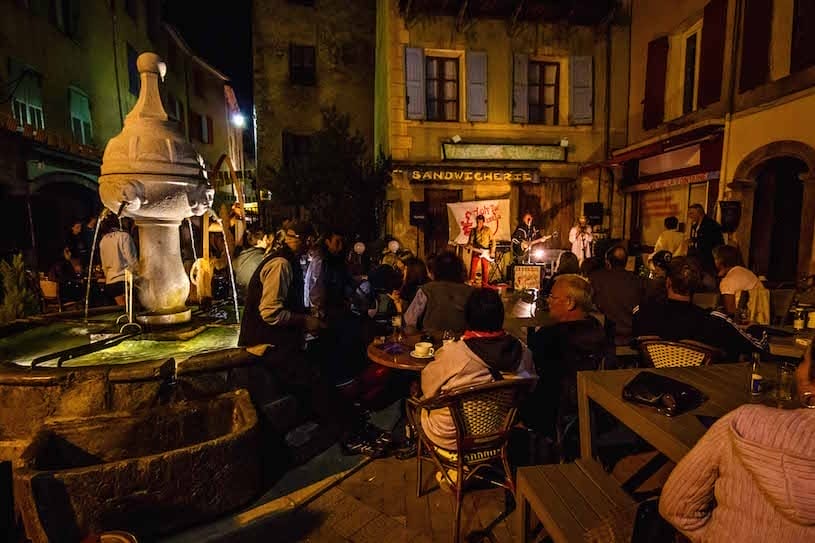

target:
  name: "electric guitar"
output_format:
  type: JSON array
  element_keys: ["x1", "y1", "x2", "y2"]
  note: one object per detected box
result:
[
  {"x1": 465, "y1": 245, "x2": 495, "y2": 262},
  {"x1": 520, "y1": 231, "x2": 559, "y2": 251}
]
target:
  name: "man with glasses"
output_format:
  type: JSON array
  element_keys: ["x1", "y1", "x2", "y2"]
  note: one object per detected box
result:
[
  {"x1": 524, "y1": 274, "x2": 608, "y2": 458},
  {"x1": 239, "y1": 220, "x2": 390, "y2": 458}
]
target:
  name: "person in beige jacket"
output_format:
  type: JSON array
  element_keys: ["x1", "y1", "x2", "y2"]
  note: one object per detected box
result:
[{"x1": 659, "y1": 344, "x2": 815, "y2": 542}]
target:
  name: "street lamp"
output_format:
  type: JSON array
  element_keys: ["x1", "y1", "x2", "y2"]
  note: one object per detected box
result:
[{"x1": 231, "y1": 112, "x2": 246, "y2": 128}]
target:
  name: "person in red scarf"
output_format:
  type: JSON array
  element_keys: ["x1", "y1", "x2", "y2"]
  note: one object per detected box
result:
[{"x1": 419, "y1": 289, "x2": 536, "y2": 450}]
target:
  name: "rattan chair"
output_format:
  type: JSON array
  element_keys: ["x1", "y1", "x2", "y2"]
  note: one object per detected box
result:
[
  {"x1": 39, "y1": 279, "x2": 77, "y2": 313},
  {"x1": 692, "y1": 291, "x2": 720, "y2": 310},
  {"x1": 639, "y1": 340, "x2": 715, "y2": 368},
  {"x1": 407, "y1": 378, "x2": 537, "y2": 543}
]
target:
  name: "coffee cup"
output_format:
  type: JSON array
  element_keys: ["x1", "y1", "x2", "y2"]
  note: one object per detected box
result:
[{"x1": 414, "y1": 342, "x2": 434, "y2": 357}]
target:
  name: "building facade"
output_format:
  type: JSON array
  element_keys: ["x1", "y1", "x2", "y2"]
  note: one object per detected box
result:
[
  {"x1": 618, "y1": 0, "x2": 815, "y2": 281},
  {"x1": 375, "y1": 0, "x2": 629, "y2": 259},
  {"x1": 253, "y1": 0, "x2": 377, "y2": 223},
  {"x1": 0, "y1": 0, "x2": 237, "y2": 269}
]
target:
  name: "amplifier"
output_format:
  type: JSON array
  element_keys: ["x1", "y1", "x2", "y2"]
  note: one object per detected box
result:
[{"x1": 514, "y1": 265, "x2": 542, "y2": 291}]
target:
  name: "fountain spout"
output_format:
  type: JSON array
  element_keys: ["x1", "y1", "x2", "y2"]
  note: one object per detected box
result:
[{"x1": 99, "y1": 52, "x2": 213, "y2": 325}]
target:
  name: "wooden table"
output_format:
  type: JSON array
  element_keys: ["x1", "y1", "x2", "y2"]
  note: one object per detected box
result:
[
  {"x1": 577, "y1": 364, "x2": 772, "y2": 464},
  {"x1": 769, "y1": 328, "x2": 813, "y2": 358},
  {"x1": 366, "y1": 335, "x2": 440, "y2": 372}
]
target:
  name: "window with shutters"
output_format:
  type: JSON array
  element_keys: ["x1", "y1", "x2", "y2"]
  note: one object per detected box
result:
[
  {"x1": 69, "y1": 87, "x2": 92, "y2": 144},
  {"x1": 202, "y1": 115, "x2": 213, "y2": 144},
  {"x1": 739, "y1": 0, "x2": 772, "y2": 92},
  {"x1": 193, "y1": 68, "x2": 205, "y2": 98},
  {"x1": 282, "y1": 131, "x2": 311, "y2": 166},
  {"x1": 681, "y1": 22, "x2": 701, "y2": 115},
  {"x1": 127, "y1": 43, "x2": 139, "y2": 96},
  {"x1": 50, "y1": 0, "x2": 79, "y2": 38},
  {"x1": 528, "y1": 61, "x2": 559, "y2": 125},
  {"x1": 425, "y1": 56, "x2": 459, "y2": 121},
  {"x1": 166, "y1": 93, "x2": 185, "y2": 135},
  {"x1": 290, "y1": 44, "x2": 316, "y2": 86},
  {"x1": 189, "y1": 110, "x2": 203, "y2": 142},
  {"x1": 791, "y1": 0, "x2": 815, "y2": 73},
  {"x1": 9, "y1": 60, "x2": 44, "y2": 130}
]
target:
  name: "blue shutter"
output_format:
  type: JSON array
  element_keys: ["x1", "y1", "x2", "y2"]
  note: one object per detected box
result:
[
  {"x1": 512, "y1": 53, "x2": 528, "y2": 123},
  {"x1": 404, "y1": 47, "x2": 426, "y2": 120},
  {"x1": 466, "y1": 51, "x2": 488, "y2": 122},
  {"x1": 570, "y1": 56, "x2": 593, "y2": 125}
]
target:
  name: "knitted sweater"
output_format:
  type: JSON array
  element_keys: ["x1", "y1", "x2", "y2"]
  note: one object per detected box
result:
[{"x1": 659, "y1": 405, "x2": 815, "y2": 542}]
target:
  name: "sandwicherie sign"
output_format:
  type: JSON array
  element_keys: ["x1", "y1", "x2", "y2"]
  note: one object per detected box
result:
[{"x1": 408, "y1": 168, "x2": 540, "y2": 183}]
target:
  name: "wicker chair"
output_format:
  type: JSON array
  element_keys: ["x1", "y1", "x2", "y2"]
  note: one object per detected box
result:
[
  {"x1": 407, "y1": 378, "x2": 537, "y2": 543},
  {"x1": 39, "y1": 279, "x2": 77, "y2": 313},
  {"x1": 639, "y1": 340, "x2": 715, "y2": 368},
  {"x1": 770, "y1": 288, "x2": 796, "y2": 326},
  {"x1": 692, "y1": 292, "x2": 720, "y2": 310}
]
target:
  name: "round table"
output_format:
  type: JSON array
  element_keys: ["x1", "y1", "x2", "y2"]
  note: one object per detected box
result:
[{"x1": 366, "y1": 334, "x2": 441, "y2": 371}]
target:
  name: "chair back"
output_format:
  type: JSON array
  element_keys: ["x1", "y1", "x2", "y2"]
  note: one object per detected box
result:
[
  {"x1": 421, "y1": 378, "x2": 536, "y2": 453},
  {"x1": 640, "y1": 340, "x2": 714, "y2": 368},
  {"x1": 39, "y1": 279, "x2": 59, "y2": 299},
  {"x1": 692, "y1": 292, "x2": 720, "y2": 309},
  {"x1": 770, "y1": 288, "x2": 795, "y2": 326}
]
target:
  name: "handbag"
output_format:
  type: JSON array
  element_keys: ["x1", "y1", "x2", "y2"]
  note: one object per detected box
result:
[{"x1": 622, "y1": 371, "x2": 706, "y2": 417}]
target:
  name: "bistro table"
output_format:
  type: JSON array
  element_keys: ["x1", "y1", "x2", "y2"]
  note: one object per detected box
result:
[
  {"x1": 768, "y1": 328, "x2": 813, "y2": 358},
  {"x1": 577, "y1": 363, "x2": 801, "y2": 464},
  {"x1": 366, "y1": 334, "x2": 442, "y2": 372}
]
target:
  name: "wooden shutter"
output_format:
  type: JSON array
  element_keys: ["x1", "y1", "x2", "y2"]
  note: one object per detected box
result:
[
  {"x1": 512, "y1": 53, "x2": 529, "y2": 123},
  {"x1": 569, "y1": 56, "x2": 593, "y2": 125},
  {"x1": 206, "y1": 116, "x2": 214, "y2": 144},
  {"x1": 643, "y1": 36, "x2": 669, "y2": 130},
  {"x1": 466, "y1": 51, "x2": 488, "y2": 122},
  {"x1": 404, "y1": 47, "x2": 425, "y2": 120},
  {"x1": 739, "y1": 0, "x2": 772, "y2": 92},
  {"x1": 698, "y1": 0, "x2": 728, "y2": 107},
  {"x1": 791, "y1": 0, "x2": 815, "y2": 73}
]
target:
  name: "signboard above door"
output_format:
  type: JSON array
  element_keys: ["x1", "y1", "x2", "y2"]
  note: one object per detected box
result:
[{"x1": 441, "y1": 142, "x2": 567, "y2": 162}]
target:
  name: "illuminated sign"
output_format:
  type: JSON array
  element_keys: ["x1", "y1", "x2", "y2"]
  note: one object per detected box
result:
[
  {"x1": 408, "y1": 169, "x2": 539, "y2": 183},
  {"x1": 442, "y1": 142, "x2": 567, "y2": 162}
]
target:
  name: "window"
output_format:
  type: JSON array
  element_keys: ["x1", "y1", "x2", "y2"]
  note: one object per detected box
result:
[
  {"x1": 425, "y1": 56, "x2": 459, "y2": 121},
  {"x1": 282, "y1": 131, "x2": 311, "y2": 167},
  {"x1": 189, "y1": 111, "x2": 212, "y2": 144},
  {"x1": 49, "y1": 0, "x2": 79, "y2": 37},
  {"x1": 681, "y1": 24, "x2": 701, "y2": 115},
  {"x1": 791, "y1": 0, "x2": 815, "y2": 73},
  {"x1": 9, "y1": 60, "x2": 44, "y2": 129},
  {"x1": 125, "y1": 0, "x2": 138, "y2": 20},
  {"x1": 166, "y1": 92, "x2": 185, "y2": 135},
  {"x1": 127, "y1": 43, "x2": 139, "y2": 96},
  {"x1": 289, "y1": 44, "x2": 316, "y2": 86},
  {"x1": 193, "y1": 68, "x2": 205, "y2": 98},
  {"x1": 69, "y1": 87, "x2": 92, "y2": 144},
  {"x1": 528, "y1": 61, "x2": 559, "y2": 125}
]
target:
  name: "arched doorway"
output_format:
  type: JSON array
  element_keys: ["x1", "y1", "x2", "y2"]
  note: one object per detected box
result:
[
  {"x1": 748, "y1": 158, "x2": 808, "y2": 281},
  {"x1": 731, "y1": 140, "x2": 815, "y2": 281},
  {"x1": 30, "y1": 174, "x2": 100, "y2": 271}
]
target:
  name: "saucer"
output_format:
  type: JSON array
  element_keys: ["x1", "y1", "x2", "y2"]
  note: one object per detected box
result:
[{"x1": 410, "y1": 350, "x2": 434, "y2": 359}]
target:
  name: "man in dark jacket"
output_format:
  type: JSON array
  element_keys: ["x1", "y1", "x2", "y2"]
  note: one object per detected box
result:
[
  {"x1": 589, "y1": 245, "x2": 647, "y2": 346},
  {"x1": 239, "y1": 220, "x2": 389, "y2": 458},
  {"x1": 633, "y1": 257, "x2": 764, "y2": 361},
  {"x1": 687, "y1": 203, "x2": 724, "y2": 273},
  {"x1": 526, "y1": 274, "x2": 608, "y2": 441}
]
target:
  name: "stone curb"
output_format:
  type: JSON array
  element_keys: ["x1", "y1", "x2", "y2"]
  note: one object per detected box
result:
[{"x1": 161, "y1": 457, "x2": 372, "y2": 543}]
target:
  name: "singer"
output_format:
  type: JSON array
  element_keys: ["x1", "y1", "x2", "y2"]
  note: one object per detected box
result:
[{"x1": 569, "y1": 215, "x2": 594, "y2": 263}]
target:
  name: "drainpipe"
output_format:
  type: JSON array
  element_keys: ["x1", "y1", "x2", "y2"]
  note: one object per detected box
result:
[
  {"x1": 110, "y1": 2, "x2": 124, "y2": 128},
  {"x1": 603, "y1": 15, "x2": 615, "y2": 235},
  {"x1": 720, "y1": 0, "x2": 743, "y2": 213}
]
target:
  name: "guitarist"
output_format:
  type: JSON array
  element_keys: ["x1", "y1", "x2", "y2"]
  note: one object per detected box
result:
[
  {"x1": 467, "y1": 214, "x2": 495, "y2": 288},
  {"x1": 512, "y1": 212, "x2": 556, "y2": 262}
]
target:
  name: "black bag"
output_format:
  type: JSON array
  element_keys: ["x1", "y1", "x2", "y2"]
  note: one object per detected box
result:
[{"x1": 622, "y1": 371, "x2": 706, "y2": 417}]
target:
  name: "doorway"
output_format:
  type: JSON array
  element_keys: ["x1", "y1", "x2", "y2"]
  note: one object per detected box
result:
[
  {"x1": 749, "y1": 157, "x2": 807, "y2": 281},
  {"x1": 423, "y1": 188, "x2": 461, "y2": 257},
  {"x1": 518, "y1": 180, "x2": 576, "y2": 249}
]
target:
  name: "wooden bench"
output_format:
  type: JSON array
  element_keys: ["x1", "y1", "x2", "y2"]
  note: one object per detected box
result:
[{"x1": 517, "y1": 459, "x2": 636, "y2": 542}]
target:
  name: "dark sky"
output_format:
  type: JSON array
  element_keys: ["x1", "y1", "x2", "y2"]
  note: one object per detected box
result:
[{"x1": 163, "y1": 1, "x2": 253, "y2": 113}]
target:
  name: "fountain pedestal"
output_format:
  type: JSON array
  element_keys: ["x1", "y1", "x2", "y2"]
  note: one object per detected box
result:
[
  {"x1": 99, "y1": 52, "x2": 213, "y2": 325},
  {"x1": 136, "y1": 219, "x2": 192, "y2": 325}
]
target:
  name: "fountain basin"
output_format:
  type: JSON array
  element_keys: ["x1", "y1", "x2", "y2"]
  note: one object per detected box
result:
[{"x1": 14, "y1": 389, "x2": 261, "y2": 543}]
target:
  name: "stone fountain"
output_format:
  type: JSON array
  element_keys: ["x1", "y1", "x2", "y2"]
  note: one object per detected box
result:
[{"x1": 99, "y1": 52, "x2": 214, "y2": 325}]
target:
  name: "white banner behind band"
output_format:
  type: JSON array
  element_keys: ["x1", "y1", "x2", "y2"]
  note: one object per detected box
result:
[{"x1": 446, "y1": 199, "x2": 511, "y2": 245}]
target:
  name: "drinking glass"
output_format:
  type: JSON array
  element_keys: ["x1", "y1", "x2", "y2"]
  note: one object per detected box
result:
[
  {"x1": 442, "y1": 330, "x2": 454, "y2": 345},
  {"x1": 777, "y1": 362, "x2": 796, "y2": 401},
  {"x1": 391, "y1": 314, "x2": 403, "y2": 343}
]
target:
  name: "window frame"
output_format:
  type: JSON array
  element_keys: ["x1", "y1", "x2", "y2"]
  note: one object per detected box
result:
[
  {"x1": 425, "y1": 55, "x2": 460, "y2": 122},
  {"x1": 289, "y1": 44, "x2": 317, "y2": 86},
  {"x1": 680, "y1": 21, "x2": 702, "y2": 115},
  {"x1": 68, "y1": 86, "x2": 92, "y2": 145},
  {"x1": 282, "y1": 131, "x2": 311, "y2": 167},
  {"x1": 527, "y1": 60, "x2": 560, "y2": 125},
  {"x1": 9, "y1": 62, "x2": 45, "y2": 130}
]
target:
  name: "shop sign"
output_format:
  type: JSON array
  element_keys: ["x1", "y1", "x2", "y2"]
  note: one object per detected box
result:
[
  {"x1": 408, "y1": 168, "x2": 539, "y2": 183},
  {"x1": 623, "y1": 171, "x2": 719, "y2": 193},
  {"x1": 442, "y1": 142, "x2": 567, "y2": 162}
]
